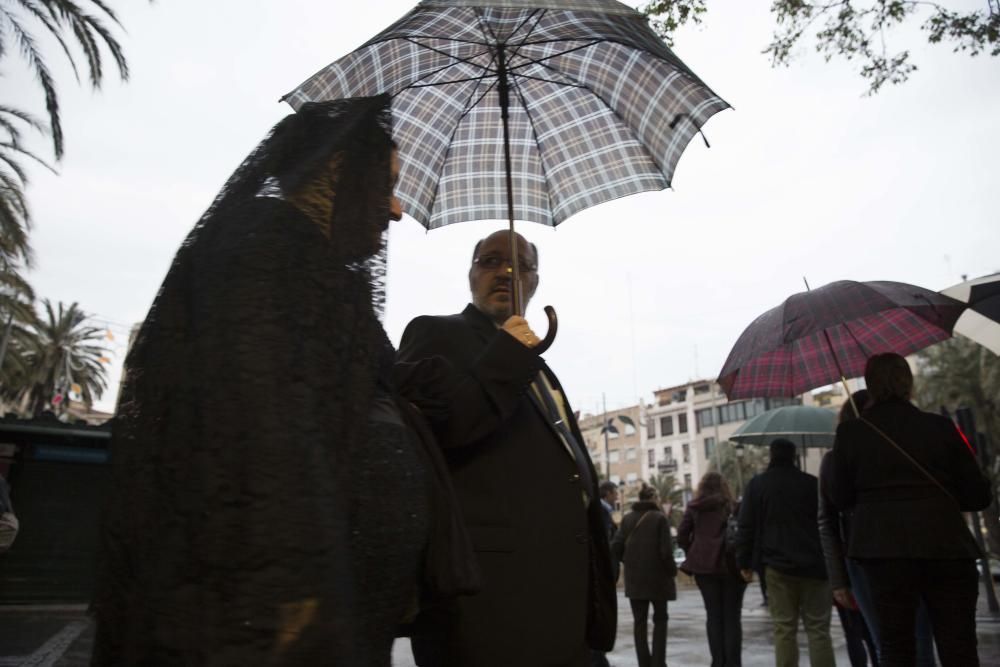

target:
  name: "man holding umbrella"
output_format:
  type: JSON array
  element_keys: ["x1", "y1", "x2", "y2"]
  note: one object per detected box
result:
[{"x1": 398, "y1": 230, "x2": 615, "y2": 667}]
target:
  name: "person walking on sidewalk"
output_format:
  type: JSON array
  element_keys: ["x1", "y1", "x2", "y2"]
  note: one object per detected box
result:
[
  {"x1": 678, "y1": 472, "x2": 746, "y2": 667},
  {"x1": 829, "y1": 352, "x2": 992, "y2": 666},
  {"x1": 611, "y1": 485, "x2": 677, "y2": 667},
  {"x1": 736, "y1": 439, "x2": 835, "y2": 667}
]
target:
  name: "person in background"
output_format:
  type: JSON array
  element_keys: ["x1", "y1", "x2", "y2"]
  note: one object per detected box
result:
[
  {"x1": 611, "y1": 485, "x2": 677, "y2": 667},
  {"x1": 818, "y1": 390, "x2": 879, "y2": 666},
  {"x1": 678, "y1": 472, "x2": 746, "y2": 667},
  {"x1": 592, "y1": 481, "x2": 620, "y2": 667},
  {"x1": 737, "y1": 439, "x2": 835, "y2": 667},
  {"x1": 829, "y1": 353, "x2": 992, "y2": 666}
]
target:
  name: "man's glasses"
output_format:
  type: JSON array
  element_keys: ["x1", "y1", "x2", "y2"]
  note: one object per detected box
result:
[{"x1": 473, "y1": 254, "x2": 537, "y2": 273}]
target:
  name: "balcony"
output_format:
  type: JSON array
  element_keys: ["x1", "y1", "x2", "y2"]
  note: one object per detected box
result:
[{"x1": 657, "y1": 460, "x2": 678, "y2": 473}]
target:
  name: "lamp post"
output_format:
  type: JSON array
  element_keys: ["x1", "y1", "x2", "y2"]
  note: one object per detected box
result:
[{"x1": 734, "y1": 441, "x2": 745, "y2": 498}]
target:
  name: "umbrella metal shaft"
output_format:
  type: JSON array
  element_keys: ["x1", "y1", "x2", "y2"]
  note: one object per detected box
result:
[{"x1": 498, "y1": 45, "x2": 523, "y2": 317}]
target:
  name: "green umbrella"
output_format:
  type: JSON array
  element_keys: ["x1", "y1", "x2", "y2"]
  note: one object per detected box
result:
[{"x1": 729, "y1": 405, "x2": 837, "y2": 448}]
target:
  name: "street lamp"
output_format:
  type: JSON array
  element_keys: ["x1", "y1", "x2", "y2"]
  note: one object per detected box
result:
[{"x1": 733, "y1": 442, "x2": 745, "y2": 498}]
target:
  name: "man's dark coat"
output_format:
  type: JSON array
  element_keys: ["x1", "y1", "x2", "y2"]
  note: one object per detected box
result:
[
  {"x1": 736, "y1": 461, "x2": 827, "y2": 580},
  {"x1": 398, "y1": 304, "x2": 616, "y2": 667},
  {"x1": 610, "y1": 502, "x2": 677, "y2": 602}
]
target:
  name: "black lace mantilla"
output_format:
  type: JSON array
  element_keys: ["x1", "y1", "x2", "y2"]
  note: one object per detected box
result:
[{"x1": 92, "y1": 96, "x2": 416, "y2": 665}]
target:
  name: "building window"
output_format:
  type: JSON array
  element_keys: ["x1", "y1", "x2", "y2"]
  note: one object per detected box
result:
[
  {"x1": 696, "y1": 407, "x2": 715, "y2": 432},
  {"x1": 663, "y1": 446, "x2": 672, "y2": 461},
  {"x1": 684, "y1": 473, "x2": 692, "y2": 490},
  {"x1": 647, "y1": 417, "x2": 656, "y2": 439},
  {"x1": 660, "y1": 415, "x2": 673, "y2": 436},
  {"x1": 626, "y1": 448, "x2": 637, "y2": 461},
  {"x1": 694, "y1": 383, "x2": 711, "y2": 394},
  {"x1": 678, "y1": 413, "x2": 688, "y2": 434},
  {"x1": 611, "y1": 475, "x2": 621, "y2": 485},
  {"x1": 682, "y1": 443, "x2": 690, "y2": 463},
  {"x1": 718, "y1": 401, "x2": 750, "y2": 425},
  {"x1": 626, "y1": 472, "x2": 638, "y2": 483},
  {"x1": 647, "y1": 449, "x2": 655, "y2": 466},
  {"x1": 610, "y1": 451, "x2": 620, "y2": 463},
  {"x1": 704, "y1": 437, "x2": 716, "y2": 459}
]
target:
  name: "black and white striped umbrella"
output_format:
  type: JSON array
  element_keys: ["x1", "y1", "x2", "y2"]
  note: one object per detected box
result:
[
  {"x1": 942, "y1": 272, "x2": 1000, "y2": 355},
  {"x1": 282, "y1": 0, "x2": 728, "y2": 231}
]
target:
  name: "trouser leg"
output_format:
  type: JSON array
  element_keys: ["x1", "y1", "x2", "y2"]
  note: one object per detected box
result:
[
  {"x1": 799, "y1": 576, "x2": 835, "y2": 667},
  {"x1": 631, "y1": 598, "x2": 652, "y2": 667},
  {"x1": 919, "y1": 559, "x2": 980, "y2": 667},
  {"x1": 765, "y1": 567, "x2": 800, "y2": 667},
  {"x1": 651, "y1": 599, "x2": 668, "y2": 667},
  {"x1": 722, "y1": 576, "x2": 747, "y2": 667},
  {"x1": 696, "y1": 575, "x2": 726, "y2": 667},
  {"x1": 859, "y1": 559, "x2": 919, "y2": 667}
]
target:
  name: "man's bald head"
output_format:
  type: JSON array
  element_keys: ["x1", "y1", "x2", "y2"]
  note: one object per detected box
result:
[{"x1": 468, "y1": 230, "x2": 540, "y2": 324}]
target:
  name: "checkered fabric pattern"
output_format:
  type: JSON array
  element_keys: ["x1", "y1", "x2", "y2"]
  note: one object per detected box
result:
[
  {"x1": 283, "y1": 0, "x2": 728, "y2": 229},
  {"x1": 717, "y1": 281, "x2": 967, "y2": 399}
]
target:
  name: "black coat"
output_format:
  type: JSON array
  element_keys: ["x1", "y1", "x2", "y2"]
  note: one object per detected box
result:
[
  {"x1": 828, "y1": 399, "x2": 992, "y2": 560},
  {"x1": 397, "y1": 304, "x2": 616, "y2": 666},
  {"x1": 736, "y1": 462, "x2": 827, "y2": 580},
  {"x1": 611, "y1": 502, "x2": 677, "y2": 601}
]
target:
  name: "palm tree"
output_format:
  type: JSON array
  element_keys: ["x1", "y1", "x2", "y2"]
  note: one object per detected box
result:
[
  {"x1": 645, "y1": 472, "x2": 684, "y2": 524},
  {"x1": 0, "y1": 1, "x2": 138, "y2": 160},
  {"x1": 17, "y1": 299, "x2": 109, "y2": 415},
  {"x1": 707, "y1": 440, "x2": 769, "y2": 500},
  {"x1": 0, "y1": 258, "x2": 36, "y2": 399},
  {"x1": 1, "y1": 1, "x2": 148, "y2": 267}
]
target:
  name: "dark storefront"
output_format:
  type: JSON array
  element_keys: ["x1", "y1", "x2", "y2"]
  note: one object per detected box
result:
[{"x1": 0, "y1": 416, "x2": 111, "y2": 604}]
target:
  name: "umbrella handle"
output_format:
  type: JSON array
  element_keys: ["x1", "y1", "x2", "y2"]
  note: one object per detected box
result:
[{"x1": 534, "y1": 305, "x2": 558, "y2": 354}]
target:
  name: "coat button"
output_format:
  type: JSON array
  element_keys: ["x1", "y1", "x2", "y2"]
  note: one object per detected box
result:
[{"x1": 569, "y1": 473, "x2": 581, "y2": 483}]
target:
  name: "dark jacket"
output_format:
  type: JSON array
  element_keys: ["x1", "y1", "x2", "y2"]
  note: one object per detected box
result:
[
  {"x1": 677, "y1": 494, "x2": 737, "y2": 577},
  {"x1": 398, "y1": 304, "x2": 616, "y2": 665},
  {"x1": 611, "y1": 502, "x2": 677, "y2": 601},
  {"x1": 736, "y1": 461, "x2": 827, "y2": 580},
  {"x1": 829, "y1": 398, "x2": 992, "y2": 560},
  {"x1": 817, "y1": 452, "x2": 851, "y2": 590}
]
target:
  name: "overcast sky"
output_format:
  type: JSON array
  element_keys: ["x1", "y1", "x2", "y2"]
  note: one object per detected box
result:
[{"x1": 10, "y1": 0, "x2": 999, "y2": 415}]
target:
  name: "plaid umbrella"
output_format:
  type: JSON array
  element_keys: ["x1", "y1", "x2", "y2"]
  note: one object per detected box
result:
[
  {"x1": 283, "y1": 0, "x2": 727, "y2": 323},
  {"x1": 718, "y1": 280, "x2": 966, "y2": 400},
  {"x1": 283, "y1": 0, "x2": 727, "y2": 229},
  {"x1": 942, "y1": 272, "x2": 1000, "y2": 355}
]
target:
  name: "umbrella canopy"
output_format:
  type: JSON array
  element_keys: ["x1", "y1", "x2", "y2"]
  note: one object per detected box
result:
[
  {"x1": 282, "y1": 0, "x2": 728, "y2": 230},
  {"x1": 718, "y1": 280, "x2": 966, "y2": 400},
  {"x1": 729, "y1": 405, "x2": 837, "y2": 448},
  {"x1": 942, "y1": 272, "x2": 1000, "y2": 355}
]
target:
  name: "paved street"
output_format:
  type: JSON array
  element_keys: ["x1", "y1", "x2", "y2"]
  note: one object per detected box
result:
[{"x1": 2, "y1": 580, "x2": 998, "y2": 665}]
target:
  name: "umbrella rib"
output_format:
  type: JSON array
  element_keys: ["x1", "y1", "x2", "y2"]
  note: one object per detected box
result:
[
  {"x1": 507, "y1": 40, "x2": 602, "y2": 71},
  {"x1": 426, "y1": 77, "x2": 501, "y2": 225},
  {"x1": 508, "y1": 73, "x2": 556, "y2": 223},
  {"x1": 512, "y1": 58, "x2": 664, "y2": 175},
  {"x1": 506, "y1": 9, "x2": 547, "y2": 59},
  {"x1": 405, "y1": 75, "x2": 500, "y2": 90},
  {"x1": 511, "y1": 72, "x2": 587, "y2": 88},
  {"x1": 472, "y1": 7, "x2": 501, "y2": 46},
  {"x1": 401, "y1": 37, "x2": 496, "y2": 74}
]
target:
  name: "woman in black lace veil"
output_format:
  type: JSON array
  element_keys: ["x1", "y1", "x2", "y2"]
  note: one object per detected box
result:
[{"x1": 92, "y1": 95, "x2": 476, "y2": 666}]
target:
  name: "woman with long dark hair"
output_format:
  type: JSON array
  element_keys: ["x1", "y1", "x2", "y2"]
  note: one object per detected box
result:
[
  {"x1": 92, "y1": 96, "x2": 477, "y2": 666},
  {"x1": 677, "y1": 472, "x2": 746, "y2": 667}
]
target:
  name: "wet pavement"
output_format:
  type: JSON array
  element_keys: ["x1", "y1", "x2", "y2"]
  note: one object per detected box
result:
[{"x1": 2, "y1": 580, "x2": 998, "y2": 665}]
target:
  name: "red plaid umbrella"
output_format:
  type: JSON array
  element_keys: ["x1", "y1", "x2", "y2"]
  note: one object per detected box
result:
[{"x1": 718, "y1": 280, "x2": 966, "y2": 400}]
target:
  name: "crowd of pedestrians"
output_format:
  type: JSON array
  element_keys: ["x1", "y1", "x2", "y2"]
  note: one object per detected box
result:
[{"x1": 609, "y1": 353, "x2": 992, "y2": 667}]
